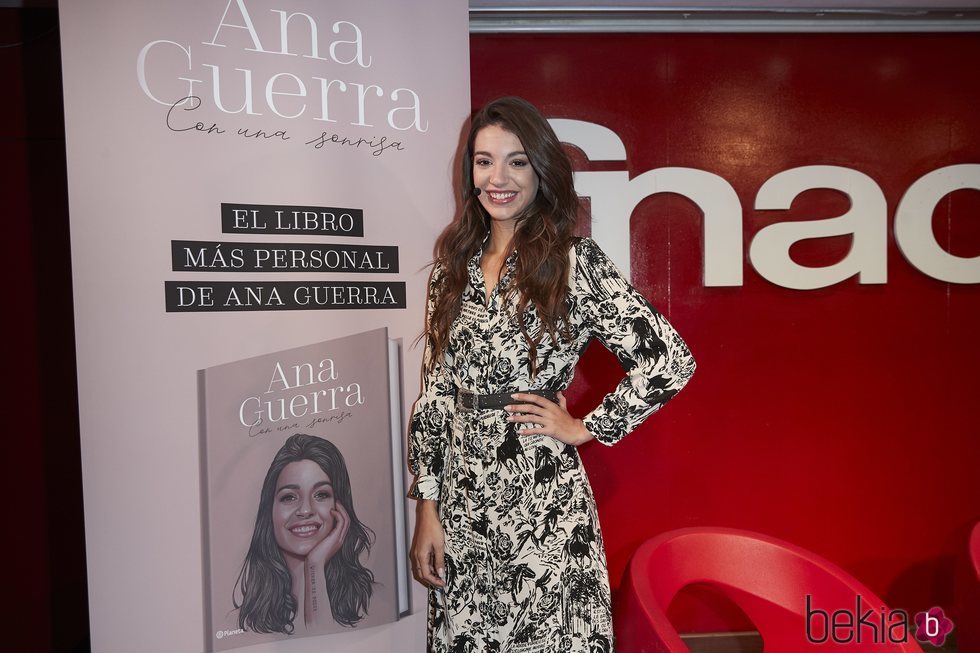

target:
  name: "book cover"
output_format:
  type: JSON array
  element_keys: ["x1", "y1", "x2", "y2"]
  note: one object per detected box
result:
[{"x1": 200, "y1": 328, "x2": 407, "y2": 650}]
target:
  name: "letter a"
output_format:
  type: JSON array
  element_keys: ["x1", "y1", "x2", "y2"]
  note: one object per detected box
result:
[{"x1": 206, "y1": 0, "x2": 266, "y2": 52}]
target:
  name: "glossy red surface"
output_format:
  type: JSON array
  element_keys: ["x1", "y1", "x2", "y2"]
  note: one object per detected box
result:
[
  {"x1": 616, "y1": 528, "x2": 925, "y2": 652},
  {"x1": 472, "y1": 32, "x2": 980, "y2": 633}
]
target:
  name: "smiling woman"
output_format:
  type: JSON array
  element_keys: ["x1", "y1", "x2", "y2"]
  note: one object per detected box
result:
[
  {"x1": 272, "y1": 459, "x2": 338, "y2": 558},
  {"x1": 234, "y1": 434, "x2": 376, "y2": 634},
  {"x1": 408, "y1": 97, "x2": 695, "y2": 653},
  {"x1": 472, "y1": 123, "x2": 541, "y2": 226}
]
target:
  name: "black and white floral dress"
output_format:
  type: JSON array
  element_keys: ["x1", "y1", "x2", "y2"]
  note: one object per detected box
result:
[{"x1": 409, "y1": 237, "x2": 695, "y2": 653}]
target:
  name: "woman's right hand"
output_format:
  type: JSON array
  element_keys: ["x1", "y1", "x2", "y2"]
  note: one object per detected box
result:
[
  {"x1": 308, "y1": 502, "x2": 350, "y2": 568},
  {"x1": 410, "y1": 499, "x2": 446, "y2": 589}
]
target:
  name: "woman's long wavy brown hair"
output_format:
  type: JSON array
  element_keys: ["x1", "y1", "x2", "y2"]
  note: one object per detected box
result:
[{"x1": 427, "y1": 96, "x2": 581, "y2": 376}]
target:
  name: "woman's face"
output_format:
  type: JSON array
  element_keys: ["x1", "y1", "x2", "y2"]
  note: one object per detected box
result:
[
  {"x1": 472, "y1": 123, "x2": 540, "y2": 226},
  {"x1": 272, "y1": 459, "x2": 337, "y2": 559}
]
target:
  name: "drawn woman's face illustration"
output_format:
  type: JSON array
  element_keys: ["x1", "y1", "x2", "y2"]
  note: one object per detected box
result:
[{"x1": 272, "y1": 459, "x2": 337, "y2": 559}]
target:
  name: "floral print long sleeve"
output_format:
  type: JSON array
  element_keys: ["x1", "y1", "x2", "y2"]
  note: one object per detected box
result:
[
  {"x1": 407, "y1": 237, "x2": 694, "y2": 653},
  {"x1": 572, "y1": 238, "x2": 696, "y2": 444},
  {"x1": 407, "y1": 262, "x2": 454, "y2": 501}
]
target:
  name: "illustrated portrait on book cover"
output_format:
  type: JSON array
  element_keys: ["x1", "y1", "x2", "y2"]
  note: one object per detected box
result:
[{"x1": 232, "y1": 433, "x2": 376, "y2": 635}]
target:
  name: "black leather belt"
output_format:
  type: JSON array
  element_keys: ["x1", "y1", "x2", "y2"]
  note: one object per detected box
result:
[{"x1": 456, "y1": 388, "x2": 558, "y2": 411}]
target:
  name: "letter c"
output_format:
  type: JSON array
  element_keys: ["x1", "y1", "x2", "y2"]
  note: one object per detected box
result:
[{"x1": 895, "y1": 164, "x2": 980, "y2": 283}]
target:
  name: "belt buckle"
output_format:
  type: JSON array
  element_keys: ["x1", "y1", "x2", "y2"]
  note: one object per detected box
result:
[{"x1": 457, "y1": 388, "x2": 477, "y2": 411}]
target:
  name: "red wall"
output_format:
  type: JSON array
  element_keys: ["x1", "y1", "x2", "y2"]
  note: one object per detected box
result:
[{"x1": 472, "y1": 33, "x2": 979, "y2": 633}]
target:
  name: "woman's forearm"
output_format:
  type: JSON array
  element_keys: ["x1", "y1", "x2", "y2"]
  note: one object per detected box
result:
[{"x1": 304, "y1": 559, "x2": 332, "y2": 628}]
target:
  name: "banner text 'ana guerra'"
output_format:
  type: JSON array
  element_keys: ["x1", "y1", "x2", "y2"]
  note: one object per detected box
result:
[
  {"x1": 239, "y1": 357, "x2": 363, "y2": 438},
  {"x1": 136, "y1": 0, "x2": 428, "y2": 137}
]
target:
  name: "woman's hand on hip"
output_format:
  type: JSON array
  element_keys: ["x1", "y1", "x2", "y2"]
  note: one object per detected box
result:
[
  {"x1": 506, "y1": 391, "x2": 594, "y2": 446},
  {"x1": 410, "y1": 499, "x2": 446, "y2": 589}
]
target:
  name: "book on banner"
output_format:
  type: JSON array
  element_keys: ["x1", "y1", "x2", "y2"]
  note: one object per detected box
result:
[{"x1": 199, "y1": 327, "x2": 409, "y2": 651}]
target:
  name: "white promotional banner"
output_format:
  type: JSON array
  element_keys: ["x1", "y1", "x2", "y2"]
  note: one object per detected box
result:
[{"x1": 58, "y1": 1, "x2": 469, "y2": 651}]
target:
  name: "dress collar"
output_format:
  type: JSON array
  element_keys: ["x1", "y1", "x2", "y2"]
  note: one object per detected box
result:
[{"x1": 467, "y1": 235, "x2": 518, "y2": 299}]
